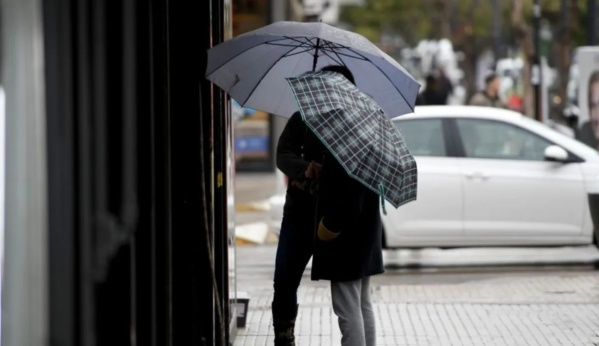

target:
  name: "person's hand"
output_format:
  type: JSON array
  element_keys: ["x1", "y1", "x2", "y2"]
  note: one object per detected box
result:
[
  {"x1": 305, "y1": 161, "x2": 322, "y2": 180},
  {"x1": 290, "y1": 180, "x2": 305, "y2": 190},
  {"x1": 317, "y1": 218, "x2": 340, "y2": 241}
]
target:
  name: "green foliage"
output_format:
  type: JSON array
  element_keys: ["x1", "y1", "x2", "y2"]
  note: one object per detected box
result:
[
  {"x1": 340, "y1": 0, "x2": 591, "y2": 48},
  {"x1": 340, "y1": 0, "x2": 432, "y2": 44}
]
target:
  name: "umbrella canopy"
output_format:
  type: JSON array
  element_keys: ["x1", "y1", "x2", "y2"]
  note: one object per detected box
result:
[
  {"x1": 287, "y1": 71, "x2": 417, "y2": 209},
  {"x1": 206, "y1": 21, "x2": 420, "y2": 118}
]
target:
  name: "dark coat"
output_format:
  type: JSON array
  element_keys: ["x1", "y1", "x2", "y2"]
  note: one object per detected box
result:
[
  {"x1": 311, "y1": 151, "x2": 385, "y2": 282},
  {"x1": 420, "y1": 88, "x2": 447, "y2": 105},
  {"x1": 577, "y1": 121, "x2": 598, "y2": 150},
  {"x1": 276, "y1": 112, "x2": 326, "y2": 224}
]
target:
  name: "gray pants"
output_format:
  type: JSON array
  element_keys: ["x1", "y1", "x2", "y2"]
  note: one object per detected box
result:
[{"x1": 331, "y1": 277, "x2": 376, "y2": 346}]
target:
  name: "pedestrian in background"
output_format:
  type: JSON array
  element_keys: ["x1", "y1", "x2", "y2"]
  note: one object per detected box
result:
[
  {"x1": 469, "y1": 73, "x2": 507, "y2": 108},
  {"x1": 312, "y1": 142, "x2": 384, "y2": 346},
  {"x1": 436, "y1": 67, "x2": 454, "y2": 103},
  {"x1": 419, "y1": 74, "x2": 447, "y2": 105},
  {"x1": 577, "y1": 70, "x2": 599, "y2": 150},
  {"x1": 271, "y1": 65, "x2": 354, "y2": 346}
]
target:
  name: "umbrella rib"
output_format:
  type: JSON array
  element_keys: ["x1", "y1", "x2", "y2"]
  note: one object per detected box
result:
[
  {"x1": 320, "y1": 40, "x2": 353, "y2": 51},
  {"x1": 320, "y1": 41, "x2": 354, "y2": 66},
  {"x1": 265, "y1": 36, "x2": 316, "y2": 48},
  {"x1": 282, "y1": 46, "x2": 318, "y2": 58},
  {"x1": 278, "y1": 38, "x2": 366, "y2": 61},
  {"x1": 239, "y1": 43, "x2": 299, "y2": 105},
  {"x1": 207, "y1": 36, "x2": 298, "y2": 75},
  {"x1": 269, "y1": 37, "x2": 321, "y2": 58},
  {"x1": 333, "y1": 51, "x2": 369, "y2": 60},
  {"x1": 319, "y1": 41, "x2": 343, "y2": 64},
  {"x1": 318, "y1": 47, "x2": 344, "y2": 66},
  {"x1": 266, "y1": 42, "x2": 314, "y2": 49},
  {"x1": 283, "y1": 36, "x2": 317, "y2": 46},
  {"x1": 319, "y1": 45, "x2": 369, "y2": 61},
  {"x1": 322, "y1": 41, "x2": 345, "y2": 48}
]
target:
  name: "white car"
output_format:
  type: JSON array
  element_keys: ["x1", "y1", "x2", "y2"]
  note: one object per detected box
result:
[{"x1": 270, "y1": 106, "x2": 599, "y2": 250}]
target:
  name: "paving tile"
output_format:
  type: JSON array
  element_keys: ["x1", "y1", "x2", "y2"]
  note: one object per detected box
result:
[{"x1": 234, "y1": 273, "x2": 599, "y2": 346}]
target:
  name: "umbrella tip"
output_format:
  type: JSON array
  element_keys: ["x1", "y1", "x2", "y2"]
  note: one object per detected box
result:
[{"x1": 378, "y1": 183, "x2": 387, "y2": 215}]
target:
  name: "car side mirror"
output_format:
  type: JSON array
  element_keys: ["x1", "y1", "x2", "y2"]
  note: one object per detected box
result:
[{"x1": 544, "y1": 145, "x2": 569, "y2": 162}]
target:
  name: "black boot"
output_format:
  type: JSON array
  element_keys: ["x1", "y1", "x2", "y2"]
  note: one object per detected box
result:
[{"x1": 272, "y1": 303, "x2": 298, "y2": 346}]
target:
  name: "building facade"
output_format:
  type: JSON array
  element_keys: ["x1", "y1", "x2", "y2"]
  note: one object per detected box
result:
[{"x1": 1, "y1": 0, "x2": 236, "y2": 345}]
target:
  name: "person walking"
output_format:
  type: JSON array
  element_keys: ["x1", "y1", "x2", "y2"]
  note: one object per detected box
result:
[
  {"x1": 468, "y1": 72, "x2": 507, "y2": 108},
  {"x1": 312, "y1": 144, "x2": 384, "y2": 346},
  {"x1": 272, "y1": 65, "x2": 355, "y2": 346}
]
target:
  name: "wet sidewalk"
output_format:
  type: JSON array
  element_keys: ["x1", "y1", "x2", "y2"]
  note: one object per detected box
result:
[
  {"x1": 234, "y1": 171, "x2": 280, "y2": 245},
  {"x1": 233, "y1": 244, "x2": 599, "y2": 346}
]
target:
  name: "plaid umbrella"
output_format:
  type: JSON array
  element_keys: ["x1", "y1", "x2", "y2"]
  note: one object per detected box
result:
[{"x1": 287, "y1": 71, "x2": 417, "y2": 209}]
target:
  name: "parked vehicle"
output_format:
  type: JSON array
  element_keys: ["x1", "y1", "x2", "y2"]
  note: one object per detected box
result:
[{"x1": 270, "y1": 106, "x2": 599, "y2": 249}]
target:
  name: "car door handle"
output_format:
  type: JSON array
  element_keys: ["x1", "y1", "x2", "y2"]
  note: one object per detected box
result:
[{"x1": 465, "y1": 171, "x2": 489, "y2": 180}]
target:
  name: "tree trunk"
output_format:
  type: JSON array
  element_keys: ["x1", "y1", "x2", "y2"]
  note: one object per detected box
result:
[
  {"x1": 511, "y1": 0, "x2": 535, "y2": 116},
  {"x1": 555, "y1": 0, "x2": 579, "y2": 120},
  {"x1": 454, "y1": 0, "x2": 483, "y2": 103},
  {"x1": 463, "y1": 49, "x2": 479, "y2": 100},
  {"x1": 431, "y1": 0, "x2": 454, "y2": 39}
]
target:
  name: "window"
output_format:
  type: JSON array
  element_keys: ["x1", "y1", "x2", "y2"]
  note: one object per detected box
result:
[
  {"x1": 393, "y1": 119, "x2": 446, "y2": 157},
  {"x1": 456, "y1": 119, "x2": 553, "y2": 161}
]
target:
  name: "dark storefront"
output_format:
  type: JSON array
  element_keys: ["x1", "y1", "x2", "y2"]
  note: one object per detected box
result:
[{"x1": 3, "y1": 0, "x2": 236, "y2": 345}]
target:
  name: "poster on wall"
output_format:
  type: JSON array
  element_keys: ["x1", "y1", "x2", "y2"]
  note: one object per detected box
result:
[
  {"x1": 577, "y1": 47, "x2": 599, "y2": 150},
  {"x1": 232, "y1": 0, "x2": 273, "y2": 171}
]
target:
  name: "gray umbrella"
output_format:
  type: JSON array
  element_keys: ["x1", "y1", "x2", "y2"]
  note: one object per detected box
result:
[
  {"x1": 206, "y1": 21, "x2": 420, "y2": 118},
  {"x1": 287, "y1": 71, "x2": 417, "y2": 210}
]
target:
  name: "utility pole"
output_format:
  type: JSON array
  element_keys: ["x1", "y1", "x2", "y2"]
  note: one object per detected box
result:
[
  {"x1": 589, "y1": 0, "x2": 597, "y2": 45},
  {"x1": 532, "y1": 0, "x2": 542, "y2": 121},
  {"x1": 561, "y1": 0, "x2": 569, "y2": 39},
  {"x1": 492, "y1": 0, "x2": 502, "y2": 65}
]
